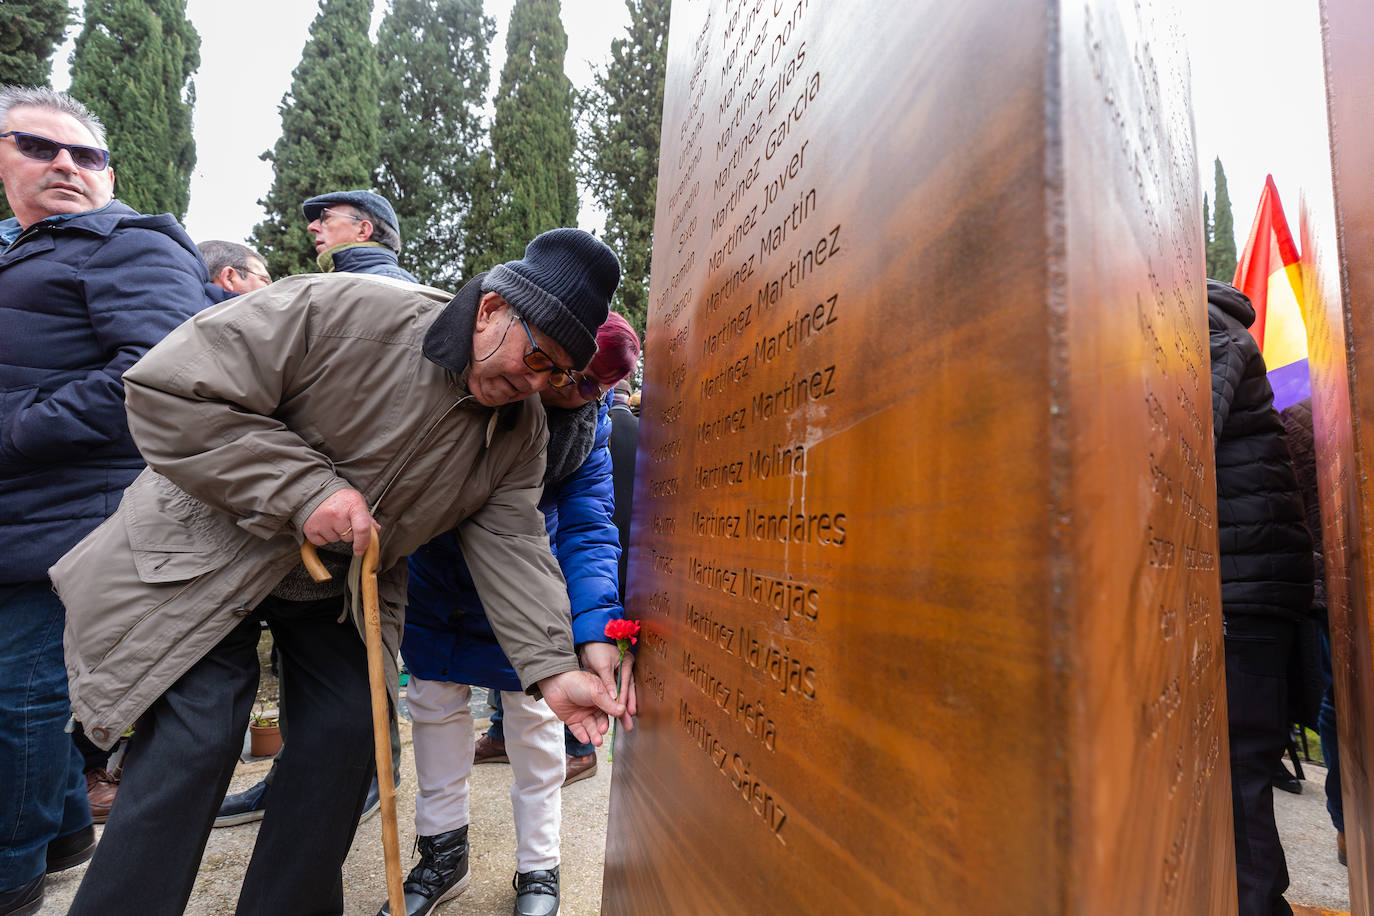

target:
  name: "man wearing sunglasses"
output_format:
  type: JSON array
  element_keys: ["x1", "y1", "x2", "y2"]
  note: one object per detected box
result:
[
  {"x1": 302, "y1": 189, "x2": 418, "y2": 283},
  {"x1": 52, "y1": 228, "x2": 632, "y2": 915},
  {"x1": 0, "y1": 86, "x2": 212, "y2": 916}
]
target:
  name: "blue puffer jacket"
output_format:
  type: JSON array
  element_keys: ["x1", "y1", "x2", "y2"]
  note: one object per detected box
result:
[
  {"x1": 0, "y1": 201, "x2": 211, "y2": 583},
  {"x1": 326, "y1": 243, "x2": 419, "y2": 282},
  {"x1": 403, "y1": 398, "x2": 622, "y2": 690}
]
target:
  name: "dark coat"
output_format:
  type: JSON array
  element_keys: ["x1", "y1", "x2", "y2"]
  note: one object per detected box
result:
[
  {"x1": 402, "y1": 399, "x2": 622, "y2": 690},
  {"x1": 0, "y1": 200, "x2": 210, "y2": 583},
  {"x1": 1208, "y1": 279, "x2": 1313, "y2": 620},
  {"x1": 328, "y1": 244, "x2": 418, "y2": 283},
  {"x1": 608, "y1": 401, "x2": 639, "y2": 593},
  {"x1": 1280, "y1": 398, "x2": 1325, "y2": 620}
]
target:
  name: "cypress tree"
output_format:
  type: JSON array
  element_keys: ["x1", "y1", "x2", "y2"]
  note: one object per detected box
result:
[
  {"x1": 252, "y1": 0, "x2": 380, "y2": 278},
  {"x1": 1, "y1": 0, "x2": 68, "y2": 87},
  {"x1": 374, "y1": 0, "x2": 494, "y2": 287},
  {"x1": 68, "y1": 0, "x2": 200, "y2": 219},
  {"x1": 1202, "y1": 192, "x2": 1211, "y2": 257},
  {"x1": 459, "y1": 149, "x2": 501, "y2": 277},
  {"x1": 581, "y1": 0, "x2": 668, "y2": 335},
  {"x1": 1207, "y1": 158, "x2": 1237, "y2": 281},
  {"x1": 471, "y1": 0, "x2": 577, "y2": 271}
]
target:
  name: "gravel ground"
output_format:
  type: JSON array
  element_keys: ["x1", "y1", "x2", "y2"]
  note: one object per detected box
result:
[{"x1": 41, "y1": 709, "x2": 612, "y2": 915}]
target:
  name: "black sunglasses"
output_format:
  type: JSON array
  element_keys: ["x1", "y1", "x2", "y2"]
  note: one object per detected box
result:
[
  {"x1": 571, "y1": 371, "x2": 608, "y2": 401},
  {"x1": 0, "y1": 130, "x2": 110, "y2": 171}
]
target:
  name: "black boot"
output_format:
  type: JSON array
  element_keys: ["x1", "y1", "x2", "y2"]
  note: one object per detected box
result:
[
  {"x1": 513, "y1": 866, "x2": 559, "y2": 916},
  {"x1": 376, "y1": 826, "x2": 469, "y2": 916}
]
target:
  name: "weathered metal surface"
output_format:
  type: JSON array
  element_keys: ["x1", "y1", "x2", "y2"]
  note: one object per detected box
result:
[{"x1": 604, "y1": 1, "x2": 1232, "y2": 911}]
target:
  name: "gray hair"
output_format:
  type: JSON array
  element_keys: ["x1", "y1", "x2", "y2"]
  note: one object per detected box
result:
[
  {"x1": 350, "y1": 204, "x2": 402, "y2": 254},
  {"x1": 0, "y1": 86, "x2": 108, "y2": 149},
  {"x1": 198, "y1": 239, "x2": 266, "y2": 278}
]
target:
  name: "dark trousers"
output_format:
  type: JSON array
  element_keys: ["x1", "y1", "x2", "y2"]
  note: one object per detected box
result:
[
  {"x1": 69, "y1": 594, "x2": 376, "y2": 916},
  {"x1": 1226, "y1": 615, "x2": 1296, "y2": 916}
]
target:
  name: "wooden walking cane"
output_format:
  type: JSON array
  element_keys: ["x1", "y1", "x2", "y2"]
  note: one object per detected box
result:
[{"x1": 301, "y1": 537, "x2": 406, "y2": 916}]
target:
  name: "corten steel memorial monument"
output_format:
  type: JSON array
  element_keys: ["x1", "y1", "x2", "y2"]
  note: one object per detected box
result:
[
  {"x1": 605, "y1": 0, "x2": 1234, "y2": 912},
  {"x1": 1307, "y1": 1, "x2": 1374, "y2": 908}
]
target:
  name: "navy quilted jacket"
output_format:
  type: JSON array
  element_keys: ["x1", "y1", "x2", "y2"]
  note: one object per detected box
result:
[
  {"x1": 1208, "y1": 279, "x2": 1313, "y2": 619},
  {"x1": 0, "y1": 201, "x2": 210, "y2": 583},
  {"x1": 328, "y1": 244, "x2": 418, "y2": 283},
  {"x1": 402, "y1": 398, "x2": 622, "y2": 690}
]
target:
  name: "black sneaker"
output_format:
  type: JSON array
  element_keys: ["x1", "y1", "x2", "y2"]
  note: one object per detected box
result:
[
  {"x1": 215, "y1": 779, "x2": 270, "y2": 827},
  {"x1": 513, "y1": 866, "x2": 559, "y2": 916},
  {"x1": 46, "y1": 824, "x2": 97, "y2": 873},
  {"x1": 376, "y1": 826, "x2": 469, "y2": 916},
  {"x1": 0, "y1": 874, "x2": 43, "y2": 916}
]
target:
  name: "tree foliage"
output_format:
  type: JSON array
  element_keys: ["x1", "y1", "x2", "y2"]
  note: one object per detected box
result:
[
  {"x1": 468, "y1": 0, "x2": 577, "y2": 272},
  {"x1": 580, "y1": 0, "x2": 667, "y2": 336},
  {"x1": 1206, "y1": 157, "x2": 1237, "y2": 281},
  {"x1": 0, "y1": 0, "x2": 68, "y2": 88},
  {"x1": 252, "y1": 0, "x2": 380, "y2": 278},
  {"x1": 69, "y1": 0, "x2": 200, "y2": 219},
  {"x1": 374, "y1": 0, "x2": 494, "y2": 287}
]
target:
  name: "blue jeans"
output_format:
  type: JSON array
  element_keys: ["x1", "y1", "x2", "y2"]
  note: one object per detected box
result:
[
  {"x1": 1319, "y1": 627, "x2": 1344, "y2": 831},
  {"x1": 487, "y1": 690, "x2": 593, "y2": 757},
  {"x1": 0, "y1": 581, "x2": 92, "y2": 891}
]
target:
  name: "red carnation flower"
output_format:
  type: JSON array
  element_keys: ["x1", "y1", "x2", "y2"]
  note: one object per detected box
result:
[{"x1": 604, "y1": 619, "x2": 640, "y2": 645}]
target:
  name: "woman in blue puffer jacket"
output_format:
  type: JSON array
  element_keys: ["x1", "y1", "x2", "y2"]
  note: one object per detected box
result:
[{"x1": 389, "y1": 313, "x2": 640, "y2": 916}]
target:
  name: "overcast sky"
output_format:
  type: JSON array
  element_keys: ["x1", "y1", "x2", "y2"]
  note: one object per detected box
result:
[
  {"x1": 50, "y1": 0, "x2": 1330, "y2": 259},
  {"x1": 1184, "y1": 0, "x2": 1331, "y2": 262}
]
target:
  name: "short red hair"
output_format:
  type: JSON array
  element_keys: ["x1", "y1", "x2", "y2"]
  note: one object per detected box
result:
[{"x1": 587, "y1": 311, "x2": 641, "y2": 385}]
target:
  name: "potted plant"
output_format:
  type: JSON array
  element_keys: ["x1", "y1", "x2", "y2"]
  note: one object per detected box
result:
[{"x1": 249, "y1": 709, "x2": 282, "y2": 757}]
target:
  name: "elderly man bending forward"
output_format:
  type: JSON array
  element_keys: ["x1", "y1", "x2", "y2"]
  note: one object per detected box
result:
[{"x1": 53, "y1": 229, "x2": 631, "y2": 916}]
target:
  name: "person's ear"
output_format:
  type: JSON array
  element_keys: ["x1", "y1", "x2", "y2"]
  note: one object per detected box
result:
[
  {"x1": 357, "y1": 218, "x2": 373, "y2": 242},
  {"x1": 217, "y1": 265, "x2": 240, "y2": 291},
  {"x1": 474, "y1": 292, "x2": 508, "y2": 332}
]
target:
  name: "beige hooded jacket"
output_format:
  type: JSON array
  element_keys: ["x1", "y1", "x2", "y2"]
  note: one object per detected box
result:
[{"x1": 51, "y1": 271, "x2": 576, "y2": 748}]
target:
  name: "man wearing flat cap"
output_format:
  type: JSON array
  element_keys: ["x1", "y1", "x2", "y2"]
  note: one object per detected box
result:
[
  {"x1": 303, "y1": 188, "x2": 418, "y2": 282},
  {"x1": 54, "y1": 228, "x2": 630, "y2": 914}
]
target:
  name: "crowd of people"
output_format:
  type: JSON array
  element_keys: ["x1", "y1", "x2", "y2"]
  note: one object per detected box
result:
[
  {"x1": 0, "y1": 85, "x2": 642, "y2": 916},
  {"x1": 0, "y1": 69, "x2": 1351, "y2": 916}
]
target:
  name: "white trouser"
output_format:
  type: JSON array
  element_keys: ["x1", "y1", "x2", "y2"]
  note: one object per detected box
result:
[{"x1": 407, "y1": 677, "x2": 564, "y2": 871}]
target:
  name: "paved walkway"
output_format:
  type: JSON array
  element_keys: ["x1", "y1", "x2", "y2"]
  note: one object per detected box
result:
[
  {"x1": 38, "y1": 728, "x2": 1353, "y2": 914},
  {"x1": 41, "y1": 710, "x2": 613, "y2": 915},
  {"x1": 1278, "y1": 759, "x2": 1351, "y2": 914}
]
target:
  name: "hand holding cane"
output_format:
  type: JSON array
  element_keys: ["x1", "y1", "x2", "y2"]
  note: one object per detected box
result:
[{"x1": 301, "y1": 536, "x2": 405, "y2": 916}]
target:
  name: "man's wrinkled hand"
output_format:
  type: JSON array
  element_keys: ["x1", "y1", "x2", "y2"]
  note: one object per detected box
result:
[
  {"x1": 538, "y1": 669, "x2": 626, "y2": 746},
  {"x1": 303, "y1": 488, "x2": 377, "y2": 556}
]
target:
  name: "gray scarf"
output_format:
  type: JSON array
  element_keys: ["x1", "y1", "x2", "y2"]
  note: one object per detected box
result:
[{"x1": 543, "y1": 401, "x2": 599, "y2": 487}]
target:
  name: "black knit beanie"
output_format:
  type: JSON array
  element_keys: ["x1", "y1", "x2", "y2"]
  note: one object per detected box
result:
[{"x1": 481, "y1": 228, "x2": 620, "y2": 369}]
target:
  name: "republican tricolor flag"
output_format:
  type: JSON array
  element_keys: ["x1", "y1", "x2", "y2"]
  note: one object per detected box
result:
[{"x1": 1233, "y1": 175, "x2": 1308, "y2": 409}]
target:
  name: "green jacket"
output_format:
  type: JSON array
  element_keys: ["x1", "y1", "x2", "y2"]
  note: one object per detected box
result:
[{"x1": 52, "y1": 272, "x2": 574, "y2": 748}]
